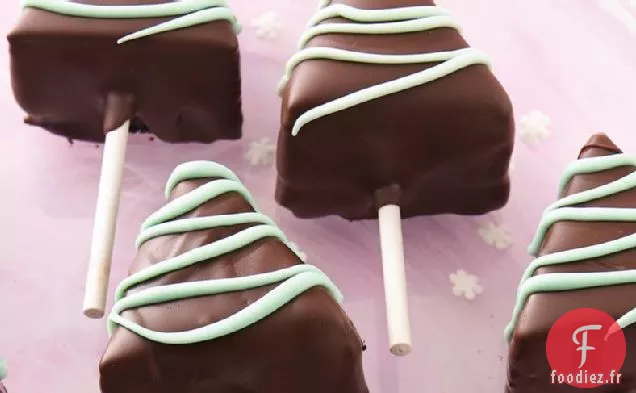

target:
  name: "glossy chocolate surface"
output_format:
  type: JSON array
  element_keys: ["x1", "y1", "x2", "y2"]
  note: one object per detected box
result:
[
  {"x1": 276, "y1": 0, "x2": 514, "y2": 220},
  {"x1": 8, "y1": 0, "x2": 242, "y2": 143},
  {"x1": 99, "y1": 178, "x2": 368, "y2": 393},
  {"x1": 506, "y1": 134, "x2": 636, "y2": 392}
]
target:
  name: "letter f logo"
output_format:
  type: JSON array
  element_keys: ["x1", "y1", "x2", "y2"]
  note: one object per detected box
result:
[
  {"x1": 546, "y1": 308, "x2": 626, "y2": 388},
  {"x1": 573, "y1": 324, "x2": 602, "y2": 368}
]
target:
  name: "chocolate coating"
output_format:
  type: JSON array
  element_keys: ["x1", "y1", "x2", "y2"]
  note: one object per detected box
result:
[
  {"x1": 99, "y1": 178, "x2": 368, "y2": 393},
  {"x1": 8, "y1": 0, "x2": 242, "y2": 143},
  {"x1": 276, "y1": 0, "x2": 514, "y2": 220},
  {"x1": 505, "y1": 134, "x2": 636, "y2": 392}
]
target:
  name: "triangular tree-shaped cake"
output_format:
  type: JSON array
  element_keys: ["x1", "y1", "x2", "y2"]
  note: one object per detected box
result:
[
  {"x1": 505, "y1": 133, "x2": 636, "y2": 392},
  {"x1": 100, "y1": 161, "x2": 369, "y2": 393}
]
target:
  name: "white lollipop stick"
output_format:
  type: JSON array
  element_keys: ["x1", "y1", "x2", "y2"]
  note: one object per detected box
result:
[
  {"x1": 378, "y1": 204, "x2": 412, "y2": 356},
  {"x1": 82, "y1": 119, "x2": 129, "y2": 319}
]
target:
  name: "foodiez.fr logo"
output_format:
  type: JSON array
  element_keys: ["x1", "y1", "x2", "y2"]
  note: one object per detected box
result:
[{"x1": 546, "y1": 308, "x2": 626, "y2": 388}]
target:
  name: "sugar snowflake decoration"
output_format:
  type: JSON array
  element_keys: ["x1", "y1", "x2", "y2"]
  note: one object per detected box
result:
[
  {"x1": 251, "y1": 11, "x2": 283, "y2": 40},
  {"x1": 478, "y1": 221, "x2": 512, "y2": 250},
  {"x1": 519, "y1": 110, "x2": 551, "y2": 144},
  {"x1": 450, "y1": 269, "x2": 483, "y2": 300},
  {"x1": 244, "y1": 137, "x2": 276, "y2": 166},
  {"x1": 288, "y1": 242, "x2": 308, "y2": 262}
]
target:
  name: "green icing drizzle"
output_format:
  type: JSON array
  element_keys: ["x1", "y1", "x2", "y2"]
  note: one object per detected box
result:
[
  {"x1": 21, "y1": 0, "x2": 240, "y2": 43},
  {"x1": 0, "y1": 358, "x2": 6, "y2": 380},
  {"x1": 505, "y1": 153, "x2": 636, "y2": 342},
  {"x1": 107, "y1": 161, "x2": 343, "y2": 344},
  {"x1": 278, "y1": 2, "x2": 489, "y2": 136}
]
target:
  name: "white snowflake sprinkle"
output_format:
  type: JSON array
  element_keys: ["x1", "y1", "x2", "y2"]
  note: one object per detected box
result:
[
  {"x1": 519, "y1": 110, "x2": 551, "y2": 144},
  {"x1": 450, "y1": 269, "x2": 483, "y2": 300},
  {"x1": 478, "y1": 221, "x2": 512, "y2": 250},
  {"x1": 251, "y1": 11, "x2": 283, "y2": 40},
  {"x1": 244, "y1": 137, "x2": 276, "y2": 166},
  {"x1": 288, "y1": 242, "x2": 308, "y2": 262}
]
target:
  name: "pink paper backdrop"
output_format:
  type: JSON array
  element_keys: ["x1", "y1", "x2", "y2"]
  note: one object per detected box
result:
[{"x1": 1, "y1": 0, "x2": 635, "y2": 392}]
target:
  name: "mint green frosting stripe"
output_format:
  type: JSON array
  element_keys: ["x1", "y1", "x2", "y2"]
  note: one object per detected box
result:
[
  {"x1": 141, "y1": 179, "x2": 257, "y2": 230},
  {"x1": 529, "y1": 207, "x2": 636, "y2": 256},
  {"x1": 290, "y1": 51, "x2": 488, "y2": 136},
  {"x1": 22, "y1": 0, "x2": 240, "y2": 43},
  {"x1": 505, "y1": 153, "x2": 636, "y2": 342},
  {"x1": 538, "y1": 172, "x2": 636, "y2": 226},
  {"x1": 115, "y1": 224, "x2": 287, "y2": 300},
  {"x1": 164, "y1": 160, "x2": 240, "y2": 197},
  {"x1": 280, "y1": 3, "x2": 488, "y2": 136},
  {"x1": 22, "y1": 0, "x2": 228, "y2": 18},
  {"x1": 505, "y1": 270, "x2": 636, "y2": 340},
  {"x1": 557, "y1": 154, "x2": 636, "y2": 196},
  {"x1": 307, "y1": 4, "x2": 452, "y2": 27},
  {"x1": 298, "y1": 16, "x2": 461, "y2": 49},
  {"x1": 108, "y1": 266, "x2": 342, "y2": 341},
  {"x1": 118, "y1": 8, "x2": 237, "y2": 43},
  {"x1": 108, "y1": 161, "x2": 341, "y2": 344},
  {"x1": 0, "y1": 358, "x2": 6, "y2": 381},
  {"x1": 278, "y1": 47, "x2": 476, "y2": 94},
  {"x1": 136, "y1": 212, "x2": 276, "y2": 249},
  {"x1": 521, "y1": 232, "x2": 636, "y2": 291}
]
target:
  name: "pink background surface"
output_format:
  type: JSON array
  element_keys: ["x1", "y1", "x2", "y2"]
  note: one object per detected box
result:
[{"x1": 1, "y1": 0, "x2": 636, "y2": 391}]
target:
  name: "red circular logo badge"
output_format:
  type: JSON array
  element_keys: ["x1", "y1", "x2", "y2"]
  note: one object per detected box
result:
[{"x1": 546, "y1": 308, "x2": 626, "y2": 388}]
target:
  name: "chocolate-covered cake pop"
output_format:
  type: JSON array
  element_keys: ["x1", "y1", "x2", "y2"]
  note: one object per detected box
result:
[
  {"x1": 100, "y1": 161, "x2": 369, "y2": 393},
  {"x1": 9, "y1": 0, "x2": 245, "y2": 317},
  {"x1": 8, "y1": 0, "x2": 242, "y2": 143},
  {"x1": 505, "y1": 134, "x2": 636, "y2": 392},
  {"x1": 275, "y1": 0, "x2": 514, "y2": 355},
  {"x1": 276, "y1": 0, "x2": 514, "y2": 220}
]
